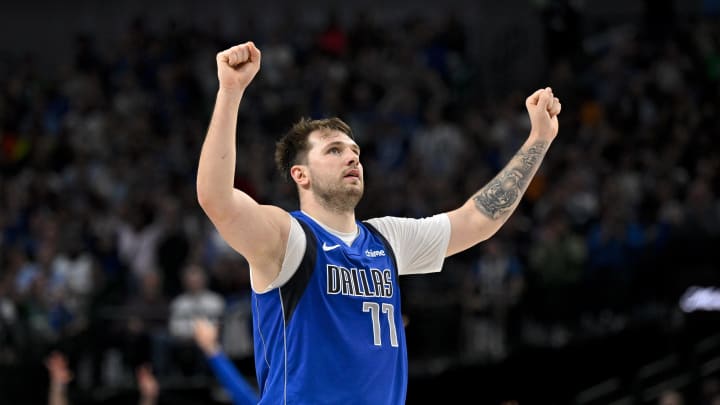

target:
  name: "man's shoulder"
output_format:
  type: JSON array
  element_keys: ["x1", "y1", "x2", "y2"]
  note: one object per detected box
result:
[{"x1": 365, "y1": 213, "x2": 449, "y2": 228}]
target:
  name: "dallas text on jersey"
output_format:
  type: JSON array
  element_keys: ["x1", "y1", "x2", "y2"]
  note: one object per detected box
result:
[{"x1": 326, "y1": 265, "x2": 394, "y2": 298}]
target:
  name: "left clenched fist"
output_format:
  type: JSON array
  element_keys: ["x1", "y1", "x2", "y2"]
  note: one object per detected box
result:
[{"x1": 526, "y1": 87, "x2": 561, "y2": 140}]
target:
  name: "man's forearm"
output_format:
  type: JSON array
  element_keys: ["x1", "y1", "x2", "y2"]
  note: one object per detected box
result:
[
  {"x1": 446, "y1": 88, "x2": 559, "y2": 257},
  {"x1": 473, "y1": 136, "x2": 550, "y2": 221},
  {"x1": 138, "y1": 395, "x2": 157, "y2": 405},
  {"x1": 48, "y1": 382, "x2": 69, "y2": 405},
  {"x1": 197, "y1": 89, "x2": 244, "y2": 210},
  {"x1": 207, "y1": 352, "x2": 259, "y2": 405}
]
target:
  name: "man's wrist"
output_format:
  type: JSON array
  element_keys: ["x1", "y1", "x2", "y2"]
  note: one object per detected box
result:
[
  {"x1": 528, "y1": 130, "x2": 555, "y2": 144},
  {"x1": 217, "y1": 87, "x2": 244, "y2": 103},
  {"x1": 50, "y1": 381, "x2": 67, "y2": 392},
  {"x1": 203, "y1": 343, "x2": 222, "y2": 356}
]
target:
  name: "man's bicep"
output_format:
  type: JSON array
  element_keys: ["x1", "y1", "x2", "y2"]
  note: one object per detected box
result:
[{"x1": 209, "y1": 191, "x2": 291, "y2": 265}]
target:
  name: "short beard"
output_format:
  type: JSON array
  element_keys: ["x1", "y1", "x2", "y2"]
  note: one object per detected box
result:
[{"x1": 314, "y1": 184, "x2": 363, "y2": 213}]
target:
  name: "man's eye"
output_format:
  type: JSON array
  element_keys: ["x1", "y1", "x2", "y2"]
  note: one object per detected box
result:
[{"x1": 329, "y1": 148, "x2": 340, "y2": 154}]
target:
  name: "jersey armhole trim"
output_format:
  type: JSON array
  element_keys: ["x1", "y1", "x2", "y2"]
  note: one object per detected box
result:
[
  {"x1": 362, "y1": 221, "x2": 399, "y2": 275},
  {"x1": 279, "y1": 218, "x2": 317, "y2": 323}
]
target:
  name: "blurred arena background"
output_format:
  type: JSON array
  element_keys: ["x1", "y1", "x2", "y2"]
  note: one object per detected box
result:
[{"x1": 1, "y1": 0, "x2": 720, "y2": 404}]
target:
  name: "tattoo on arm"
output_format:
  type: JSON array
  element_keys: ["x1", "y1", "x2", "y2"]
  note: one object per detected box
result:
[{"x1": 473, "y1": 141, "x2": 548, "y2": 219}]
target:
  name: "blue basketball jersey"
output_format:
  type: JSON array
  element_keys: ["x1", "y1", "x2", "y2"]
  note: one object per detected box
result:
[{"x1": 251, "y1": 211, "x2": 407, "y2": 404}]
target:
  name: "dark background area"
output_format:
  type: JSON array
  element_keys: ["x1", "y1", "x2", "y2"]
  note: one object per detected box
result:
[{"x1": 2, "y1": 0, "x2": 720, "y2": 404}]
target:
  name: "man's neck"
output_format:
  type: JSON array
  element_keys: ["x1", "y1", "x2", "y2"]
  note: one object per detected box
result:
[{"x1": 300, "y1": 202, "x2": 357, "y2": 233}]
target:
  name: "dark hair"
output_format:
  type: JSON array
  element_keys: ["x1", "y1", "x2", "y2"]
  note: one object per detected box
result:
[{"x1": 274, "y1": 117, "x2": 353, "y2": 181}]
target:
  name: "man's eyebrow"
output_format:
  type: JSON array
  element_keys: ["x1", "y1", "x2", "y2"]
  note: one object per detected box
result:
[{"x1": 323, "y1": 140, "x2": 360, "y2": 152}]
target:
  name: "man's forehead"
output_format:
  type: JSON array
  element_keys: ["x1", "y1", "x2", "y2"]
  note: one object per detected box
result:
[{"x1": 310, "y1": 129, "x2": 357, "y2": 146}]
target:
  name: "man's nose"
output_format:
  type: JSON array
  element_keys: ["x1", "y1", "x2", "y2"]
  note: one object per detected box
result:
[{"x1": 346, "y1": 151, "x2": 358, "y2": 165}]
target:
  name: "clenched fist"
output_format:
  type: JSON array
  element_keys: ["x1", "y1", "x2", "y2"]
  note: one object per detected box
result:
[
  {"x1": 216, "y1": 41, "x2": 261, "y2": 93},
  {"x1": 193, "y1": 318, "x2": 221, "y2": 356},
  {"x1": 525, "y1": 87, "x2": 561, "y2": 140}
]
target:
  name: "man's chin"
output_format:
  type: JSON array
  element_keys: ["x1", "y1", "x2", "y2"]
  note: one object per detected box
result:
[
  {"x1": 343, "y1": 188, "x2": 363, "y2": 208},
  {"x1": 347, "y1": 187, "x2": 363, "y2": 198},
  {"x1": 314, "y1": 185, "x2": 363, "y2": 211}
]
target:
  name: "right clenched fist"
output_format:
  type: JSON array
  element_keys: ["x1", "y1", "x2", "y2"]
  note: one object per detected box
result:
[{"x1": 216, "y1": 41, "x2": 261, "y2": 92}]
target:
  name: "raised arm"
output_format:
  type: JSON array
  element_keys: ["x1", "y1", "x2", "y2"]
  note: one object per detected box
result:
[
  {"x1": 445, "y1": 87, "x2": 561, "y2": 256},
  {"x1": 197, "y1": 41, "x2": 290, "y2": 290},
  {"x1": 193, "y1": 319, "x2": 259, "y2": 405},
  {"x1": 136, "y1": 364, "x2": 159, "y2": 405},
  {"x1": 45, "y1": 351, "x2": 72, "y2": 405}
]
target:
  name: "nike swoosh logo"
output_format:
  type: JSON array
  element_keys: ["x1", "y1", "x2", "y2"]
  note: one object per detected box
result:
[{"x1": 322, "y1": 242, "x2": 341, "y2": 251}]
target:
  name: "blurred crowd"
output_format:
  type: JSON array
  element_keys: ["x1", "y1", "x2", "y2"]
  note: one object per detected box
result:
[{"x1": 1, "y1": 1, "x2": 720, "y2": 403}]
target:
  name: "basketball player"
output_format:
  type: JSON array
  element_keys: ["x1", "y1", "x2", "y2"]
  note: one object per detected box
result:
[{"x1": 197, "y1": 41, "x2": 561, "y2": 404}]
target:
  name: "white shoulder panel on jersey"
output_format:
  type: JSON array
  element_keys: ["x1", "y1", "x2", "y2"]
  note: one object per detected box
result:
[
  {"x1": 255, "y1": 212, "x2": 451, "y2": 291},
  {"x1": 255, "y1": 215, "x2": 306, "y2": 293},
  {"x1": 366, "y1": 213, "x2": 451, "y2": 276}
]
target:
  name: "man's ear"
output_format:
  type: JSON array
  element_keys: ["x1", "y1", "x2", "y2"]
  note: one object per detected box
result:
[{"x1": 290, "y1": 165, "x2": 308, "y2": 185}]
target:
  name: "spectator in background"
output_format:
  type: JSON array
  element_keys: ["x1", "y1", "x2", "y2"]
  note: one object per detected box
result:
[
  {"x1": 207, "y1": 255, "x2": 254, "y2": 371},
  {"x1": 192, "y1": 318, "x2": 258, "y2": 405},
  {"x1": 528, "y1": 210, "x2": 586, "y2": 328},
  {"x1": 45, "y1": 350, "x2": 159, "y2": 405},
  {"x1": 11, "y1": 239, "x2": 89, "y2": 347},
  {"x1": 169, "y1": 265, "x2": 225, "y2": 338},
  {"x1": 168, "y1": 264, "x2": 224, "y2": 377},
  {"x1": 17, "y1": 271, "x2": 63, "y2": 353},
  {"x1": 461, "y1": 238, "x2": 525, "y2": 360},
  {"x1": 119, "y1": 271, "x2": 170, "y2": 376},
  {"x1": 117, "y1": 198, "x2": 164, "y2": 289},
  {"x1": 583, "y1": 200, "x2": 645, "y2": 316},
  {"x1": 154, "y1": 198, "x2": 191, "y2": 299},
  {"x1": 52, "y1": 234, "x2": 95, "y2": 319},
  {"x1": 410, "y1": 102, "x2": 467, "y2": 182},
  {"x1": 0, "y1": 266, "x2": 21, "y2": 362}
]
